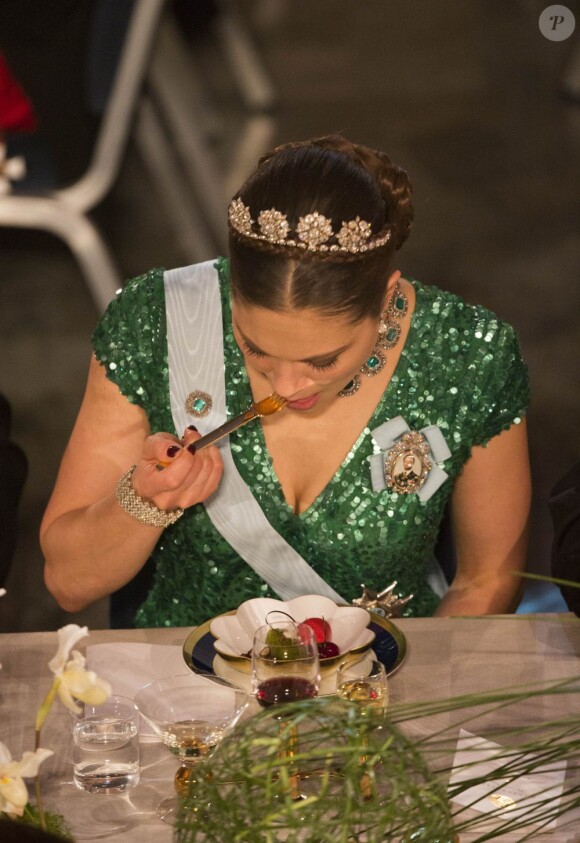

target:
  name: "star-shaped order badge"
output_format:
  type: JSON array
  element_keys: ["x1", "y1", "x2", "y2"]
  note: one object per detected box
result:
[
  {"x1": 352, "y1": 582, "x2": 414, "y2": 618},
  {"x1": 369, "y1": 415, "x2": 451, "y2": 501}
]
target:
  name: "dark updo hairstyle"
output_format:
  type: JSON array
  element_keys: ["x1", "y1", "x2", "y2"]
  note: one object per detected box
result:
[{"x1": 229, "y1": 135, "x2": 414, "y2": 323}]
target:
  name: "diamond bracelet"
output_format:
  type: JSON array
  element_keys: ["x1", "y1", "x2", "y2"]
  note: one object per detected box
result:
[{"x1": 116, "y1": 466, "x2": 184, "y2": 529}]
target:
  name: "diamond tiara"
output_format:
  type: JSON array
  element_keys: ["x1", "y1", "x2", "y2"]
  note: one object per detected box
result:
[{"x1": 228, "y1": 197, "x2": 392, "y2": 254}]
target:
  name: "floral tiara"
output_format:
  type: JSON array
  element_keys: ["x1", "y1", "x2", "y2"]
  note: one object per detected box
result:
[{"x1": 228, "y1": 197, "x2": 392, "y2": 254}]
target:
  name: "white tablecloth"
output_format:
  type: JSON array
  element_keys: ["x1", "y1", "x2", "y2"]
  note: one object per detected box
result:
[{"x1": 1, "y1": 617, "x2": 578, "y2": 841}]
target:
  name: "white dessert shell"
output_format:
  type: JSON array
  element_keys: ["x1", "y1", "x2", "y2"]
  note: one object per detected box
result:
[{"x1": 209, "y1": 595, "x2": 373, "y2": 664}]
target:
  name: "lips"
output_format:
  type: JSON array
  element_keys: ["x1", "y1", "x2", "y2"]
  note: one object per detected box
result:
[{"x1": 287, "y1": 393, "x2": 320, "y2": 411}]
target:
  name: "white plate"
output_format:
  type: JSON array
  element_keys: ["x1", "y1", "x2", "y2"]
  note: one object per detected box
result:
[{"x1": 210, "y1": 595, "x2": 373, "y2": 665}]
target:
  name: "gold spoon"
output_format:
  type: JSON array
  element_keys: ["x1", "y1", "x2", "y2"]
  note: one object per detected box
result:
[
  {"x1": 193, "y1": 392, "x2": 287, "y2": 451},
  {"x1": 159, "y1": 393, "x2": 287, "y2": 465}
]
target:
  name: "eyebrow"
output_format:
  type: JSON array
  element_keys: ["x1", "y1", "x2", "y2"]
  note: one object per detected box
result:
[{"x1": 237, "y1": 325, "x2": 351, "y2": 364}]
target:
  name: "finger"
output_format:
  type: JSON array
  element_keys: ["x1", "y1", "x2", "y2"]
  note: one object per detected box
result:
[
  {"x1": 142, "y1": 432, "x2": 183, "y2": 464},
  {"x1": 149, "y1": 446, "x2": 222, "y2": 510},
  {"x1": 196, "y1": 448, "x2": 224, "y2": 499},
  {"x1": 177, "y1": 438, "x2": 221, "y2": 485},
  {"x1": 174, "y1": 447, "x2": 223, "y2": 508},
  {"x1": 181, "y1": 425, "x2": 200, "y2": 446},
  {"x1": 135, "y1": 434, "x2": 193, "y2": 496}
]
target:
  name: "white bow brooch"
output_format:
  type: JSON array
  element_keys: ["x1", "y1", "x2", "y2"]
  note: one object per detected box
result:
[{"x1": 369, "y1": 416, "x2": 451, "y2": 502}]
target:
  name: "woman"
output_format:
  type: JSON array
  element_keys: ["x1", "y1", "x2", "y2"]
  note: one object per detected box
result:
[{"x1": 41, "y1": 135, "x2": 531, "y2": 627}]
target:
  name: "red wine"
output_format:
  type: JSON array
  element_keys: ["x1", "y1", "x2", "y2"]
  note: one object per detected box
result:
[{"x1": 256, "y1": 677, "x2": 318, "y2": 708}]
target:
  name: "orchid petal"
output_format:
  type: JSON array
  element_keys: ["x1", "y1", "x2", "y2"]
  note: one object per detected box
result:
[
  {"x1": 56, "y1": 681, "x2": 83, "y2": 714},
  {"x1": 48, "y1": 625, "x2": 89, "y2": 675},
  {"x1": 0, "y1": 774, "x2": 28, "y2": 815},
  {"x1": 4, "y1": 155, "x2": 26, "y2": 181},
  {"x1": 16, "y1": 749, "x2": 54, "y2": 779},
  {"x1": 0, "y1": 742, "x2": 12, "y2": 764},
  {"x1": 0, "y1": 747, "x2": 53, "y2": 816},
  {"x1": 66, "y1": 649, "x2": 87, "y2": 671},
  {"x1": 60, "y1": 665, "x2": 112, "y2": 705}
]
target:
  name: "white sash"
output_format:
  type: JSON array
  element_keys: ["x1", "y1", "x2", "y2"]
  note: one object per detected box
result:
[{"x1": 164, "y1": 261, "x2": 345, "y2": 603}]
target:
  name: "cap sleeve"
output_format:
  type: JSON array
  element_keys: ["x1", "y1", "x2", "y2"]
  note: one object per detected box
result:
[
  {"x1": 468, "y1": 318, "x2": 530, "y2": 447},
  {"x1": 91, "y1": 268, "x2": 166, "y2": 411}
]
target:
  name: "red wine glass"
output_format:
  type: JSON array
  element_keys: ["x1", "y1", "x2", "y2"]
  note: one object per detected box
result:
[
  {"x1": 252, "y1": 620, "x2": 320, "y2": 707},
  {"x1": 252, "y1": 620, "x2": 320, "y2": 799}
]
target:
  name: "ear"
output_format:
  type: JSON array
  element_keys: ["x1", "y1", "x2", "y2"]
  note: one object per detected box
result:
[{"x1": 381, "y1": 270, "x2": 402, "y2": 311}]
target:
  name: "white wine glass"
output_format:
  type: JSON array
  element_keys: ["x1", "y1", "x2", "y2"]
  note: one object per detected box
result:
[
  {"x1": 135, "y1": 673, "x2": 249, "y2": 823},
  {"x1": 336, "y1": 656, "x2": 388, "y2": 802},
  {"x1": 252, "y1": 621, "x2": 320, "y2": 799},
  {"x1": 336, "y1": 656, "x2": 389, "y2": 711}
]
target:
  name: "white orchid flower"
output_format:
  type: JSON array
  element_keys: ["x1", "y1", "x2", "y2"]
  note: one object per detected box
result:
[
  {"x1": 36, "y1": 625, "x2": 111, "y2": 729},
  {"x1": 55, "y1": 649, "x2": 111, "y2": 713},
  {"x1": 0, "y1": 742, "x2": 53, "y2": 816},
  {"x1": 0, "y1": 141, "x2": 26, "y2": 195},
  {"x1": 47, "y1": 624, "x2": 90, "y2": 675}
]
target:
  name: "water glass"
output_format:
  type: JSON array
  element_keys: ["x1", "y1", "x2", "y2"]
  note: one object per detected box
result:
[{"x1": 71, "y1": 694, "x2": 140, "y2": 793}]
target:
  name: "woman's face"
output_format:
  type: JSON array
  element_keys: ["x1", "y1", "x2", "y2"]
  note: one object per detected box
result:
[{"x1": 232, "y1": 299, "x2": 378, "y2": 413}]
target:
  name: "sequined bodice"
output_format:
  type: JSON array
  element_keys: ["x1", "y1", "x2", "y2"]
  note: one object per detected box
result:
[{"x1": 93, "y1": 259, "x2": 529, "y2": 626}]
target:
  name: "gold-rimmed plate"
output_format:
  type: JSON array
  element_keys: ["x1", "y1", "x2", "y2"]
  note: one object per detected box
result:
[{"x1": 183, "y1": 612, "x2": 407, "y2": 679}]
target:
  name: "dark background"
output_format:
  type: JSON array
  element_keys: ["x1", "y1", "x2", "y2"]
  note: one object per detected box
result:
[{"x1": 1, "y1": 0, "x2": 579, "y2": 631}]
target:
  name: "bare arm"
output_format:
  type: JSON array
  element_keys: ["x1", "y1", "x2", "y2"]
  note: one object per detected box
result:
[
  {"x1": 434, "y1": 419, "x2": 531, "y2": 616},
  {"x1": 41, "y1": 355, "x2": 223, "y2": 612}
]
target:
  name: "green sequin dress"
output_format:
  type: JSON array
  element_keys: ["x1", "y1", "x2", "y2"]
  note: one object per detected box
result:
[{"x1": 93, "y1": 258, "x2": 529, "y2": 627}]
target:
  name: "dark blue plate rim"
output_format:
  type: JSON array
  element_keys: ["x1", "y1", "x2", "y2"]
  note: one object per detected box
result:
[{"x1": 183, "y1": 612, "x2": 407, "y2": 677}]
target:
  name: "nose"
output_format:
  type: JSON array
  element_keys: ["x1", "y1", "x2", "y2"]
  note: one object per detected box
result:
[{"x1": 266, "y1": 362, "x2": 315, "y2": 399}]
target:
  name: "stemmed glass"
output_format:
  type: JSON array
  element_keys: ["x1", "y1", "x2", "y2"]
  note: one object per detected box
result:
[
  {"x1": 252, "y1": 620, "x2": 320, "y2": 800},
  {"x1": 135, "y1": 673, "x2": 249, "y2": 823},
  {"x1": 335, "y1": 656, "x2": 389, "y2": 711},
  {"x1": 336, "y1": 656, "x2": 388, "y2": 801}
]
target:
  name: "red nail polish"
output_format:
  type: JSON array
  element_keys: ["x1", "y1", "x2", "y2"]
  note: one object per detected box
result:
[
  {"x1": 187, "y1": 443, "x2": 197, "y2": 455},
  {"x1": 166, "y1": 445, "x2": 180, "y2": 458},
  {"x1": 187, "y1": 424, "x2": 198, "y2": 432}
]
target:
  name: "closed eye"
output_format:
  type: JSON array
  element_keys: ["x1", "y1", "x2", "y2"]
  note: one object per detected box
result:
[
  {"x1": 242, "y1": 341, "x2": 267, "y2": 359},
  {"x1": 241, "y1": 338, "x2": 341, "y2": 370},
  {"x1": 309, "y1": 357, "x2": 339, "y2": 371}
]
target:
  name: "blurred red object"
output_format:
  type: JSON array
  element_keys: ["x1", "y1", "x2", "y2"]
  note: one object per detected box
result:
[{"x1": 0, "y1": 51, "x2": 38, "y2": 133}]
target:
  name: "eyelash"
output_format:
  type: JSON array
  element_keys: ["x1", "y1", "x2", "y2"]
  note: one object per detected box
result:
[
  {"x1": 311, "y1": 358, "x2": 339, "y2": 371},
  {"x1": 242, "y1": 342, "x2": 339, "y2": 371},
  {"x1": 242, "y1": 342, "x2": 265, "y2": 358}
]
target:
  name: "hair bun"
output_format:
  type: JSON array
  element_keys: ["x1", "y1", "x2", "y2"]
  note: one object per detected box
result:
[
  {"x1": 290, "y1": 135, "x2": 414, "y2": 250},
  {"x1": 370, "y1": 152, "x2": 414, "y2": 250}
]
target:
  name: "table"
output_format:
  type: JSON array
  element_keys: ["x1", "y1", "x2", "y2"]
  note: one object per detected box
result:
[{"x1": 1, "y1": 617, "x2": 579, "y2": 842}]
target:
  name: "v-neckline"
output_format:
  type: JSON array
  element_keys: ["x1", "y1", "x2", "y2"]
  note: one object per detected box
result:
[{"x1": 219, "y1": 260, "x2": 421, "y2": 518}]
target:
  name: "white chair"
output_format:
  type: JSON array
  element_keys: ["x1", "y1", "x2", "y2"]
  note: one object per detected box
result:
[
  {"x1": 134, "y1": 3, "x2": 278, "y2": 255},
  {"x1": 0, "y1": 0, "x2": 166, "y2": 313}
]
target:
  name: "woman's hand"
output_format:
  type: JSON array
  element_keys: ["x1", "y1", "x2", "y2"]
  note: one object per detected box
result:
[{"x1": 131, "y1": 428, "x2": 223, "y2": 512}]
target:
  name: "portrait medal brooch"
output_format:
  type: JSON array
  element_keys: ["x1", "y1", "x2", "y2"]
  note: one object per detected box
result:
[
  {"x1": 368, "y1": 416, "x2": 452, "y2": 502},
  {"x1": 384, "y1": 431, "x2": 431, "y2": 495}
]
